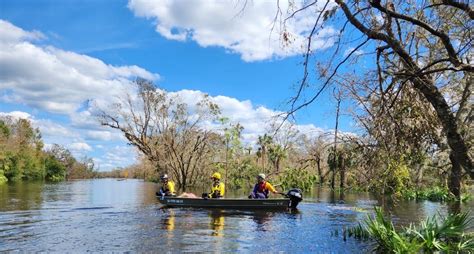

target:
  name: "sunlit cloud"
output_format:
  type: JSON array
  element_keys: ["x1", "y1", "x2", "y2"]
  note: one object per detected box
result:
[{"x1": 128, "y1": 0, "x2": 336, "y2": 61}]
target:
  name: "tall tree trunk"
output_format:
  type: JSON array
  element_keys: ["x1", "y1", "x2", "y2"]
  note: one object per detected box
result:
[
  {"x1": 182, "y1": 173, "x2": 187, "y2": 192},
  {"x1": 224, "y1": 139, "x2": 229, "y2": 194},
  {"x1": 413, "y1": 76, "x2": 473, "y2": 178},
  {"x1": 415, "y1": 164, "x2": 423, "y2": 188},
  {"x1": 332, "y1": 90, "x2": 341, "y2": 189},
  {"x1": 449, "y1": 151, "x2": 462, "y2": 200},
  {"x1": 336, "y1": 0, "x2": 473, "y2": 179},
  {"x1": 316, "y1": 158, "x2": 324, "y2": 185},
  {"x1": 339, "y1": 155, "x2": 345, "y2": 190}
]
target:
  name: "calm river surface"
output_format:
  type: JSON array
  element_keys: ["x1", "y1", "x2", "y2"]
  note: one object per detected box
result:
[{"x1": 1, "y1": 179, "x2": 473, "y2": 253}]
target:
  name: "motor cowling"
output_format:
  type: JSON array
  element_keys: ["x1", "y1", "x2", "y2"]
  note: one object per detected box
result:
[{"x1": 287, "y1": 188, "x2": 303, "y2": 209}]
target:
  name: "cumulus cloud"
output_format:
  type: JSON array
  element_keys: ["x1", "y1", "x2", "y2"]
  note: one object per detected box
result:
[
  {"x1": 169, "y1": 89, "x2": 327, "y2": 146},
  {"x1": 95, "y1": 145, "x2": 138, "y2": 170},
  {"x1": 68, "y1": 142, "x2": 92, "y2": 152},
  {"x1": 0, "y1": 111, "x2": 32, "y2": 120},
  {"x1": 85, "y1": 130, "x2": 124, "y2": 141},
  {"x1": 0, "y1": 20, "x2": 334, "y2": 171},
  {"x1": 35, "y1": 119, "x2": 79, "y2": 139},
  {"x1": 0, "y1": 20, "x2": 159, "y2": 115},
  {"x1": 128, "y1": 0, "x2": 336, "y2": 61},
  {"x1": 0, "y1": 20, "x2": 45, "y2": 43}
]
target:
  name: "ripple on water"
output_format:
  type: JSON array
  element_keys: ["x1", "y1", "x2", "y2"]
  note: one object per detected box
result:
[{"x1": 1, "y1": 179, "x2": 472, "y2": 252}]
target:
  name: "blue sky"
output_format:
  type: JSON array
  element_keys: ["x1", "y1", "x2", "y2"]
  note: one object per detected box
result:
[{"x1": 0, "y1": 0, "x2": 356, "y2": 170}]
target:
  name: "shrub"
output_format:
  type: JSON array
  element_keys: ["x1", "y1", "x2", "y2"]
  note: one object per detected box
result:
[{"x1": 347, "y1": 207, "x2": 473, "y2": 253}]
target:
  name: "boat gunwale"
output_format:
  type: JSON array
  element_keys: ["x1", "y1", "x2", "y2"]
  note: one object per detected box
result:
[
  {"x1": 156, "y1": 196, "x2": 294, "y2": 209},
  {"x1": 158, "y1": 196, "x2": 291, "y2": 202}
]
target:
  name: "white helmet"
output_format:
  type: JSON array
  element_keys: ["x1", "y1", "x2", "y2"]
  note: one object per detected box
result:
[{"x1": 258, "y1": 173, "x2": 266, "y2": 180}]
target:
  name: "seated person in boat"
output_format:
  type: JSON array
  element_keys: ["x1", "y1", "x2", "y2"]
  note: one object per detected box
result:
[
  {"x1": 202, "y1": 172, "x2": 225, "y2": 198},
  {"x1": 179, "y1": 172, "x2": 225, "y2": 199},
  {"x1": 157, "y1": 174, "x2": 176, "y2": 196},
  {"x1": 248, "y1": 173, "x2": 280, "y2": 199}
]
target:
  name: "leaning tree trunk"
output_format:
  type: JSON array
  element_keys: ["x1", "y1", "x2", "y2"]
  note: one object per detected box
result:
[
  {"x1": 336, "y1": 0, "x2": 474, "y2": 180},
  {"x1": 449, "y1": 151, "x2": 462, "y2": 200}
]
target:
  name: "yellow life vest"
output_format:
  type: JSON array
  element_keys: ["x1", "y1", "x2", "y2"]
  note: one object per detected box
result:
[
  {"x1": 161, "y1": 181, "x2": 175, "y2": 195},
  {"x1": 210, "y1": 182, "x2": 225, "y2": 198}
]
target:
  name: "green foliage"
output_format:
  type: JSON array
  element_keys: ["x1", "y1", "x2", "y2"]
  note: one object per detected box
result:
[
  {"x1": 0, "y1": 169, "x2": 7, "y2": 184},
  {"x1": 225, "y1": 159, "x2": 260, "y2": 189},
  {"x1": 279, "y1": 167, "x2": 317, "y2": 192},
  {"x1": 347, "y1": 207, "x2": 474, "y2": 253},
  {"x1": 369, "y1": 159, "x2": 411, "y2": 196},
  {"x1": 402, "y1": 187, "x2": 450, "y2": 202},
  {"x1": 0, "y1": 116, "x2": 89, "y2": 182},
  {"x1": 1, "y1": 117, "x2": 45, "y2": 181},
  {"x1": 0, "y1": 120, "x2": 10, "y2": 137},
  {"x1": 401, "y1": 187, "x2": 472, "y2": 203},
  {"x1": 21, "y1": 151, "x2": 45, "y2": 180},
  {"x1": 45, "y1": 155, "x2": 66, "y2": 181}
]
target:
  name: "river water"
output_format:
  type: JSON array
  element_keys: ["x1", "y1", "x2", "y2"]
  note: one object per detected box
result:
[{"x1": 1, "y1": 179, "x2": 472, "y2": 253}]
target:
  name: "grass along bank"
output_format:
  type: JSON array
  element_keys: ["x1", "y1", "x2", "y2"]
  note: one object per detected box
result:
[{"x1": 346, "y1": 207, "x2": 473, "y2": 253}]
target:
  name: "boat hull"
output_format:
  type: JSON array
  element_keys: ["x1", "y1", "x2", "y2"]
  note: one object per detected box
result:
[{"x1": 157, "y1": 196, "x2": 292, "y2": 210}]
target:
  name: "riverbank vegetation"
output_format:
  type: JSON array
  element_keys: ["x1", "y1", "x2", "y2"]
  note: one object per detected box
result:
[
  {"x1": 2, "y1": 2, "x2": 472, "y2": 202},
  {"x1": 0, "y1": 116, "x2": 98, "y2": 183},
  {"x1": 347, "y1": 207, "x2": 473, "y2": 253},
  {"x1": 97, "y1": 79, "x2": 472, "y2": 199}
]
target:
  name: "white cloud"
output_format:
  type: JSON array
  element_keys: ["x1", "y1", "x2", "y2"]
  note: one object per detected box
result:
[
  {"x1": 68, "y1": 142, "x2": 92, "y2": 152},
  {"x1": 0, "y1": 20, "x2": 159, "y2": 115},
  {"x1": 0, "y1": 20, "x2": 45, "y2": 44},
  {"x1": 128, "y1": 0, "x2": 336, "y2": 61},
  {"x1": 170, "y1": 89, "x2": 318, "y2": 146},
  {"x1": 0, "y1": 111, "x2": 32, "y2": 120},
  {"x1": 96, "y1": 145, "x2": 138, "y2": 170},
  {"x1": 85, "y1": 130, "x2": 123, "y2": 141},
  {"x1": 35, "y1": 119, "x2": 78, "y2": 139},
  {"x1": 0, "y1": 20, "x2": 336, "y2": 171}
]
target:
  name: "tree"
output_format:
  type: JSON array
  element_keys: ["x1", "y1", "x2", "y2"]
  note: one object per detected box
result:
[
  {"x1": 45, "y1": 144, "x2": 75, "y2": 180},
  {"x1": 302, "y1": 134, "x2": 330, "y2": 185},
  {"x1": 280, "y1": 0, "x2": 473, "y2": 198},
  {"x1": 256, "y1": 134, "x2": 273, "y2": 173},
  {"x1": 45, "y1": 155, "x2": 66, "y2": 181},
  {"x1": 97, "y1": 79, "x2": 221, "y2": 190},
  {"x1": 0, "y1": 116, "x2": 45, "y2": 181},
  {"x1": 268, "y1": 144, "x2": 286, "y2": 172},
  {"x1": 220, "y1": 117, "x2": 244, "y2": 191}
]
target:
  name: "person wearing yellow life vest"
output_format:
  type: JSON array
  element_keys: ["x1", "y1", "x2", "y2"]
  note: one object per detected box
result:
[
  {"x1": 248, "y1": 173, "x2": 281, "y2": 199},
  {"x1": 203, "y1": 172, "x2": 225, "y2": 198},
  {"x1": 158, "y1": 174, "x2": 176, "y2": 196}
]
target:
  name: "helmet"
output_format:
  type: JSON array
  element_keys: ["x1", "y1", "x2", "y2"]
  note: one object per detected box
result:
[
  {"x1": 160, "y1": 174, "x2": 169, "y2": 180},
  {"x1": 211, "y1": 172, "x2": 221, "y2": 180},
  {"x1": 257, "y1": 173, "x2": 266, "y2": 180}
]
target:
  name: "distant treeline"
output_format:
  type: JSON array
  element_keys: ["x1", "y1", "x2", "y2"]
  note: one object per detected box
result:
[{"x1": 0, "y1": 116, "x2": 98, "y2": 183}]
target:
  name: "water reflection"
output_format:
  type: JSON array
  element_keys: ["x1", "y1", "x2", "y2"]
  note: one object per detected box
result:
[
  {"x1": 0, "y1": 181, "x2": 44, "y2": 211},
  {"x1": 161, "y1": 209, "x2": 175, "y2": 231},
  {"x1": 1, "y1": 180, "x2": 472, "y2": 252},
  {"x1": 209, "y1": 210, "x2": 225, "y2": 236}
]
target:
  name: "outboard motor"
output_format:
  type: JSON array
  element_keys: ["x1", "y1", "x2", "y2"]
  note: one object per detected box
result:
[{"x1": 286, "y1": 188, "x2": 303, "y2": 209}]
